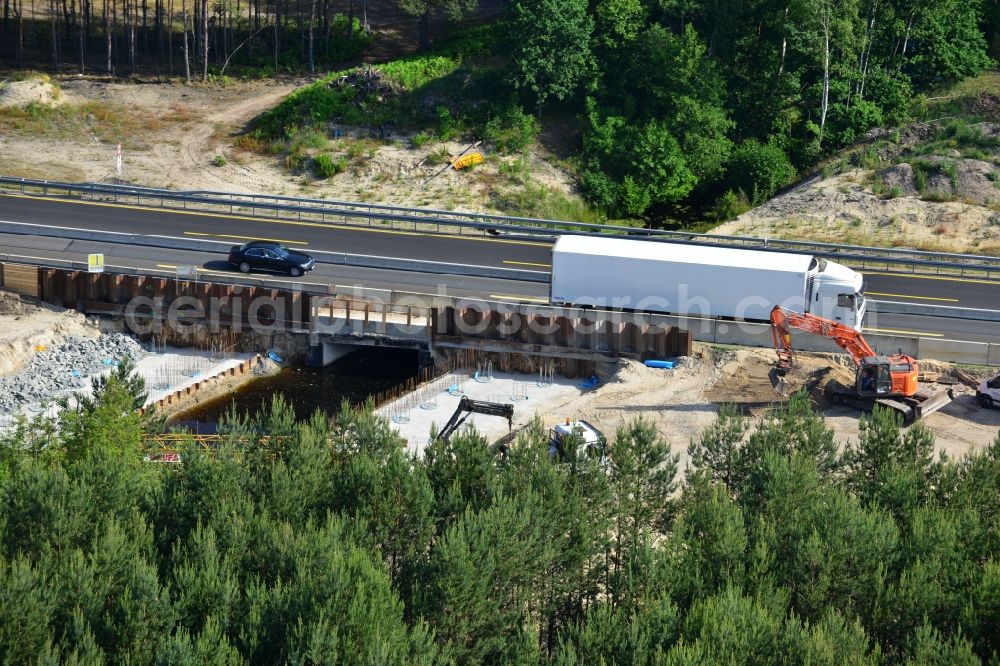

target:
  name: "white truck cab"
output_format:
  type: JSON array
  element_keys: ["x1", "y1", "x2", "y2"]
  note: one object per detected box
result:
[
  {"x1": 809, "y1": 259, "x2": 867, "y2": 330},
  {"x1": 977, "y1": 374, "x2": 1000, "y2": 409}
]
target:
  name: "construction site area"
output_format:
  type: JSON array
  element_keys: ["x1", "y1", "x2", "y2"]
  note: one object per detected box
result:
[
  {"x1": 376, "y1": 346, "x2": 1000, "y2": 463},
  {"x1": 2, "y1": 286, "x2": 999, "y2": 458}
]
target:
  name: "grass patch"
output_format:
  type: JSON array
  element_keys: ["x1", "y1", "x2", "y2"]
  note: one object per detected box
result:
[
  {"x1": 410, "y1": 131, "x2": 432, "y2": 148},
  {"x1": 907, "y1": 157, "x2": 959, "y2": 197},
  {"x1": 926, "y1": 72, "x2": 1000, "y2": 110},
  {"x1": 492, "y1": 184, "x2": 608, "y2": 225},
  {"x1": 852, "y1": 145, "x2": 882, "y2": 170},
  {"x1": 427, "y1": 146, "x2": 453, "y2": 165},
  {"x1": 912, "y1": 118, "x2": 1000, "y2": 159},
  {"x1": 497, "y1": 155, "x2": 533, "y2": 186},
  {"x1": 288, "y1": 128, "x2": 329, "y2": 152},
  {"x1": 0, "y1": 100, "x2": 164, "y2": 149},
  {"x1": 312, "y1": 153, "x2": 348, "y2": 178}
]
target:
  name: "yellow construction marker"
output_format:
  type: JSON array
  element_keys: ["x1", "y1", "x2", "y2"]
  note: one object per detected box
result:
[
  {"x1": 0, "y1": 192, "x2": 550, "y2": 248},
  {"x1": 866, "y1": 291, "x2": 958, "y2": 302},
  {"x1": 864, "y1": 326, "x2": 944, "y2": 338},
  {"x1": 488, "y1": 294, "x2": 548, "y2": 303},
  {"x1": 502, "y1": 260, "x2": 552, "y2": 268},
  {"x1": 184, "y1": 231, "x2": 309, "y2": 245}
]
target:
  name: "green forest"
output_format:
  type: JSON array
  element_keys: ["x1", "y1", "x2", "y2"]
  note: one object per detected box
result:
[
  {"x1": 246, "y1": 0, "x2": 1000, "y2": 221},
  {"x1": 1, "y1": 362, "x2": 999, "y2": 663}
]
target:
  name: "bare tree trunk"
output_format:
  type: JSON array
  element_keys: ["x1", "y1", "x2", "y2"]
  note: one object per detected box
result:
[
  {"x1": 182, "y1": 0, "x2": 190, "y2": 81},
  {"x1": 167, "y1": 0, "x2": 172, "y2": 72},
  {"x1": 51, "y1": 0, "x2": 60, "y2": 71},
  {"x1": 307, "y1": 0, "x2": 315, "y2": 72},
  {"x1": 128, "y1": 0, "x2": 137, "y2": 71},
  {"x1": 322, "y1": 0, "x2": 331, "y2": 55},
  {"x1": 105, "y1": 0, "x2": 112, "y2": 72},
  {"x1": 901, "y1": 10, "x2": 914, "y2": 60},
  {"x1": 418, "y1": 6, "x2": 429, "y2": 51},
  {"x1": 232, "y1": 0, "x2": 239, "y2": 66},
  {"x1": 858, "y1": 1, "x2": 879, "y2": 101},
  {"x1": 200, "y1": 0, "x2": 206, "y2": 79},
  {"x1": 156, "y1": 0, "x2": 162, "y2": 65},
  {"x1": 272, "y1": 0, "x2": 279, "y2": 73},
  {"x1": 77, "y1": 0, "x2": 85, "y2": 71},
  {"x1": 191, "y1": 0, "x2": 198, "y2": 70},
  {"x1": 133, "y1": 0, "x2": 138, "y2": 69},
  {"x1": 820, "y1": 23, "x2": 830, "y2": 145},
  {"x1": 2, "y1": 0, "x2": 8, "y2": 61},
  {"x1": 777, "y1": 4, "x2": 789, "y2": 78},
  {"x1": 248, "y1": 0, "x2": 254, "y2": 60},
  {"x1": 16, "y1": 0, "x2": 24, "y2": 66}
]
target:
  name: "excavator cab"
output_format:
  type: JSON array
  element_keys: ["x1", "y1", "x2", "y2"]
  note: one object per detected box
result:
[{"x1": 856, "y1": 357, "x2": 894, "y2": 397}]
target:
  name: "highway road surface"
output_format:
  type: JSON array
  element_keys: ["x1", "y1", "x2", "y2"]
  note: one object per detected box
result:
[{"x1": 1, "y1": 192, "x2": 999, "y2": 343}]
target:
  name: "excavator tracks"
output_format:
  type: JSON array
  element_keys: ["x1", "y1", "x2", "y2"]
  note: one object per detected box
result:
[{"x1": 827, "y1": 381, "x2": 954, "y2": 425}]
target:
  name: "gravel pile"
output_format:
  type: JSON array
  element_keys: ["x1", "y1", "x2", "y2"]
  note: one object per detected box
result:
[
  {"x1": 252, "y1": 357, "x2": 281, "y2": 376},
  {"x1": 0, "y1": 333, "x2": 146, "y2": 414}
]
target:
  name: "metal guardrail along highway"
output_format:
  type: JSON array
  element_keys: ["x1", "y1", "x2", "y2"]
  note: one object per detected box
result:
[{"x1": 2, "y1": 175, "x2": 1000, "y2": 279}]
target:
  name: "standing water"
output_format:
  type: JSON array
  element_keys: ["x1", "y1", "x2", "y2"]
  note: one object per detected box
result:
[{"x1": 172, "y1": 347, "x2": 419, "y2": 432}]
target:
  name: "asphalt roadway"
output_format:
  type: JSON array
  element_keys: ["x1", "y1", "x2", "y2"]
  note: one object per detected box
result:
[{"x1": 1, "y1": 192, "x2": 999, "y2": 343}]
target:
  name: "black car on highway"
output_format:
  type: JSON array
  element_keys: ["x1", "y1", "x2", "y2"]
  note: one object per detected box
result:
[{"x1": 228, "y1": 241, "x2": 316, "y2": 277}]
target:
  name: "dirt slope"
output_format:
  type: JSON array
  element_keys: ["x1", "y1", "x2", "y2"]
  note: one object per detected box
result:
[{"x1": 714, "y1": 121, "x2": 1000, "y2": 254}]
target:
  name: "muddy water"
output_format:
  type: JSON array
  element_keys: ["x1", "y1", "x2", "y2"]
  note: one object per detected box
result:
[{"x1": 172, "y1": 347, "x2": 419, "y2": 432}]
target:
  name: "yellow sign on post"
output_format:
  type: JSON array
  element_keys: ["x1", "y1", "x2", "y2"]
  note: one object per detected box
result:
[
  {"x1": 452, "y1": 152, "x2": 484, "y2": 170},
  {"x1": 87, "y1": 253, "x2": 105, "y2": 273}
]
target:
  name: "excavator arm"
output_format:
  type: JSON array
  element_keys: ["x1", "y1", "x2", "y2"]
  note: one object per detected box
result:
[
  {"x1": 437, "y1": 396, "x2": 515, "y2": 443},
  {"x1": 771, "y1": 305, "x2": 876, "y2": 369}
]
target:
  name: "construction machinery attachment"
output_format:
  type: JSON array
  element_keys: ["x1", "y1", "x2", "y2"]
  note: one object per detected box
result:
[{"x1": 436, "y1": 396, "x2": 515, "y2": 443}]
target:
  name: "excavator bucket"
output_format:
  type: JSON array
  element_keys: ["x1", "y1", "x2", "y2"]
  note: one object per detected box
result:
[{"x1": 769, "y1": 367, "x2": 789, "y2": 396}]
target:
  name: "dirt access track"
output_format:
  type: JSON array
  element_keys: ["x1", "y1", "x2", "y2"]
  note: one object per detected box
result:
[
  {"x1": 0, "y1": 0, "x2": 573, "y2": 212},
  {"x1": 0, "y1": 72, "x2": 574, "y2": 211},
  {"x1": 0, "y1": 78, "x2": 307, "y2": 192}
]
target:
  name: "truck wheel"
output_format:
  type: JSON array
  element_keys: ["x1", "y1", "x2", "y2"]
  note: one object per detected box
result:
[
  {"x1": 980, "y1": 394, "x2": 994, "y2": 409},
  {"x1": 239, "y1": 262, "x2": 251, "y2": 273}
]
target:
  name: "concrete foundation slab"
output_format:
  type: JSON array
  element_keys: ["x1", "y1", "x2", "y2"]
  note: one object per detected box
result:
[{"x1": 377, "y1": 370, "x2": 588, "y2": 457}]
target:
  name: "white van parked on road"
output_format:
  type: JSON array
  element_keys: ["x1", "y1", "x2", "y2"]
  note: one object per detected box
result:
[{"x1": 977, "y1": 374, "x2": 1000, "y2": 408}]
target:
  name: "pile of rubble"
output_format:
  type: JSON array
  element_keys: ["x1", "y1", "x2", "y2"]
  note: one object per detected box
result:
[
  {"x1": 332, "y1": 65, "x2": 400, "y2": 100},
  {"x1": 0, "y1": 333, "x2": 146, "y2": 414}
]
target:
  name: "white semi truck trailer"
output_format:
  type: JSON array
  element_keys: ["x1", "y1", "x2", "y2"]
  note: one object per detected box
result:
[{"x1": 549, "y1": 235, "x2": 867, "y2": 330}]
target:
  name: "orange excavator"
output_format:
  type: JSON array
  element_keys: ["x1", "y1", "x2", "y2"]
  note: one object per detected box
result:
[{"x1": 770, "y1": 305, "x2": 953, "y2": 424}]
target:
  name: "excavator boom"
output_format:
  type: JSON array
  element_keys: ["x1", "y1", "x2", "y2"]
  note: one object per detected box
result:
[{"x1": 771, "y1": 305, "x2": 876, "y2": 367}]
